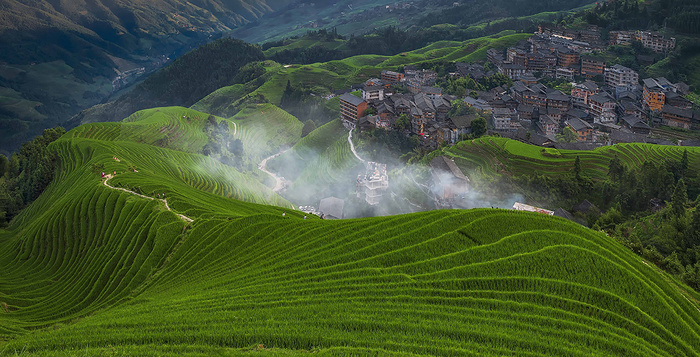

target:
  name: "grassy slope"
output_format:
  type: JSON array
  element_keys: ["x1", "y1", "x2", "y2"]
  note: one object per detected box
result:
[{"x1": 448, "y1": 136, "x2": 700, "y2": 180}]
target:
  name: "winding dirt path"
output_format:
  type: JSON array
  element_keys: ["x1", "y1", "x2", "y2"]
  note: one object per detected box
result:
[
  {"x1": 258, "y1": 149, "x2": 290, "y2": 193},
  {"x1": 347, "y1": 124, "x2": 365, "y2": 163},
  {"x1": 103, "y1": 175, "x2": 193, "y2": 223}
]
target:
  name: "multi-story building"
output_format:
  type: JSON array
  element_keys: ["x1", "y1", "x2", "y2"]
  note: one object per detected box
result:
[
  {"x1": 661, "y1": 105, "x2": 695, "y2": 130},
  {"x1": 571, "y1": 81, "x2": 599, "y2": 107},
  {"x1": 608, "y1": 30, "x2": 634, "y2": 45},
  {"x1": 507, "y1": 48, "x2": 528, "y2": 67},
  {"x1": 356, "y1": 162, "x2": 389, "y2": 205},
  {"x1": 636, "y1": 31, "x2": 676, "y2": 53},
  {"x1": 566, "y1": 118, "x2": 593, "y2": 141},
  {"x1": 380, "y1": 70, "x2": 404, "y2": 83},
  {"x1": 546, "y1": 90, "x2": 571, "y2": 111},
  {"x1": 339, "y1": 93, "x2": 367, "y2": 122},
  {"x1": 588, "y1": 93, "x2": 617, "y2": 123},
  {"x1": 522, "y1": 89, "x2": 547, "y2": 109},
  {"x1": 557, "y1": 47, "x2": 580, "y2": 68},
  {"x1": 538, "y1": 115, "x2": 559, "y2": 136},
  {"x1": 643, "y1": 77, "x2": 676, "y2": 111},
  {"x1": 604, "y1": 64, "x2": 639, "y2": 88},
  {"x1": 492, "y1": 108, "x2": 518, "y2": 131},
  {"x1": 361, "y1": 86, "x2": 384, "y2": 102},
  {"x1": 556, "y1": 67, "x2": 575, "y2": 80},
  {"x1": 499, "y1": 64, "x2": 527, "y2": 80},
  {"x1": 580, "y1": 56, "x2": 605, "y2": 78}
]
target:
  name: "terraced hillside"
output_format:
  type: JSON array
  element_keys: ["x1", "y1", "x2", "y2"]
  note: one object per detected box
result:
[
  {"x1": 2, "y1": 194, "x2": 700, "y2": 356},
  {"x1": 2, "y1": 115, "x2": 700, "y2": 355},
  {"x1": 449, "y1": 137, "x2": 700, "y2": 180}
]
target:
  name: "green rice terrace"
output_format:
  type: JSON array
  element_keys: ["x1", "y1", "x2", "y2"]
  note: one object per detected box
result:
[
  {"x1": 1, "y1": 110, "x2": 700, "y2": 355},
  {"x1": 448, "y1": 136, "x2": 700, "y2": 180}
]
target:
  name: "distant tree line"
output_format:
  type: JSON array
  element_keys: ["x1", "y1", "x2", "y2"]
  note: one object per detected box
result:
[{"x1": 0, "y1": 127, "x2": 65, "y2": 226}]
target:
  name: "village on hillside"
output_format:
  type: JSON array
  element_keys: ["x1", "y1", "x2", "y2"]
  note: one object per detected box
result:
[{"x1": 332, "y1": 23, "x2": 699, "y2": 151}]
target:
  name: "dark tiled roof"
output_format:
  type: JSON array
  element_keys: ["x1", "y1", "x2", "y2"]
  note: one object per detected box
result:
[
  {"x1": 567, "y1": 117, "x2": 593, "y2": 131},
  {"x1": 449, "y1": 114, "x2": 479, "y2": 128},
  {"x1": 339, "y1": 93, "x2": 364, "y2": 106}
]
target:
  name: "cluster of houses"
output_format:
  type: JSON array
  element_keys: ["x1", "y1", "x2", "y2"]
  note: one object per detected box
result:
[
  {"x1": 474, "y1": 24, "x2": 695, "y2": 145},
  {"x1": 334, "y1": 23, "x2": 696, "y2": 149},
  {"x1": 339, "y1": 67, "x2": 473, "y2": 148}
]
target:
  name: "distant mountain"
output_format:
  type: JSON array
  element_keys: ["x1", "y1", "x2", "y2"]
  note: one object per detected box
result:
[{"x1": 0, "y1": 0, "x2": 293, "y2": 154}]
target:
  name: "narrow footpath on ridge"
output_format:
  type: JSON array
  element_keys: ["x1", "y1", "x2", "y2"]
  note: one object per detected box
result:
[{"x1": 102, "y1": 174, "x2": 194, "y2": 223}]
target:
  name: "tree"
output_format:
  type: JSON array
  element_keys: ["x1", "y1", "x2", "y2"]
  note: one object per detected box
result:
[
  {"x1": 556, "y1": 127, "x2": 577, "y2": 143},
  {"x1": 301, "y1": 119, "x2": 316, "y2": 137},
  {"x1": 681, "y1": 149, "x2": 689, "y2": 177},
  {"x1": 470, "y1": 117, "x2": 487, "y2": 138},
  {"x1": 394, "y1": 114, "x2": 410, "y2": 131},
  {"x1": 574, "y1": 155, "x2": 582, "y2": 180},
  {"x1": 230, "y1": 139, "x2": 244, "y2": 157},
  {"x1": 447, "y1": 100, "x2": 474, "y2": 118},
  {"x1": 0, "y1": 154, "x2": 9, "y2": 177},
  {"x1": 671, "y1": 179, "x2": 688, "y2": 217},
  {"x1": 662, "y1": 252, "x2": 685, "y2": 276}
]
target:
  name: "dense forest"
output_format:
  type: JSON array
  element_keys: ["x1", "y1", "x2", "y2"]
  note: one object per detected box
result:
[{"x1": 0, "y1": 127, "x2": 65, "y2": 226}]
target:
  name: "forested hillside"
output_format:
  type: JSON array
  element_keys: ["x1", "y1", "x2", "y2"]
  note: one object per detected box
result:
[{"x1": 70, "y1": 39, "x2": 265, "y2": 126}]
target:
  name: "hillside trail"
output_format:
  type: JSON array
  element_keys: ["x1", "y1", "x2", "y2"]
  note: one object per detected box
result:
[
  {"x1": 258, "y1": 149, "x2": 291, "y2": 193},
  {"x1": 345, "y1": 122, "x2": 365, "y2": 163},
  {"x1": 102, "y1": 174, "x2": 193, "y2": 223}
]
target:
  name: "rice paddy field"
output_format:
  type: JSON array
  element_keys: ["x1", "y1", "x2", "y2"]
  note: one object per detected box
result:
[
  {"x1": 449, "y1": 136, "x2": 700, "y2": 180},
  {"x1": 1, "y1": 115, "x2": 700, "y2": 355}
]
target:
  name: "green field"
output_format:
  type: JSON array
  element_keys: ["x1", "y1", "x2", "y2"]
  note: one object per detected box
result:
[{"x1": 448, "y1": 136, "x2": 700, "y2": 180}]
